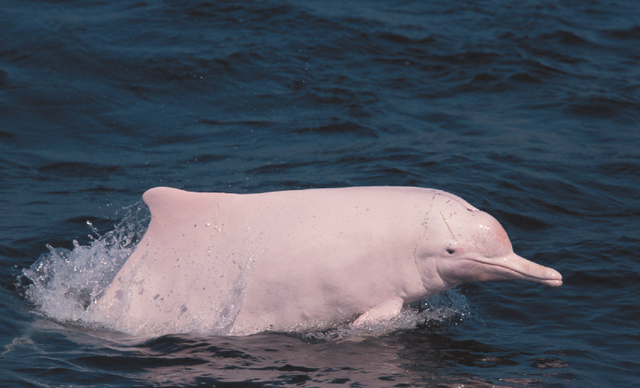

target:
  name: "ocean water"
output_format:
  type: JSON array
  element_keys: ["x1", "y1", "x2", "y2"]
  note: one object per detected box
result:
[{"x1": 1, "y1": 0, "x2": 639, "y2": 387}]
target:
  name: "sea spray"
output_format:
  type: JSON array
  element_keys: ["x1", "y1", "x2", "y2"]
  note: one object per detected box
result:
[{"x1": 22, "y1": 202, "x2": 149, "y2": 326}]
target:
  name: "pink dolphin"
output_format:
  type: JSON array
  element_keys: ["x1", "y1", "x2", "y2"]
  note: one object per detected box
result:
[{"x1": 91, "y1": 186, "x2": 562, "y2": 337}]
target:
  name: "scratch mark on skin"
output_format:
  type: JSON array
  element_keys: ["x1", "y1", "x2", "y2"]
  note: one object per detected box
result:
[
  {"x1": 471, "y1": 224, "x2": 490, "y2": 253},
  {"x1": 471, "y1": 236, "x2": 483, "y2": 253},
  {"x1": 440, "y1": 211, "x2": 460, "y2": 245},
  {"x1": 413, "y1": 194, "x2": 437, "y2": 259}
]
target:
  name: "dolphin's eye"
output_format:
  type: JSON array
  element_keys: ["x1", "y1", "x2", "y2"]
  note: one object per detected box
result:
[{"x1": 446, "y1": 248, "x2": 455, "y2": 255}]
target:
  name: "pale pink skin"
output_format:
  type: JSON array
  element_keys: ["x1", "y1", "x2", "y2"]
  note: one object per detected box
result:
[{"x1": 91, "y1": 186, "x2": 562, "y2": 337}]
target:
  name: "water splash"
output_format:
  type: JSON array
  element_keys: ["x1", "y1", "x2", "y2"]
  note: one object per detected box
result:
[
  {"x1": 299, "y1": 290, "x2": 470, "y2": 342},
  {"x1": 22, "y1": 202, "x2": 150, "y2": 326}
]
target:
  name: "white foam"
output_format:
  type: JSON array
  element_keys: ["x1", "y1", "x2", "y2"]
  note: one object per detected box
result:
[
  {"x1": 299, "y1": 290, "x2": 470, "y2": 341},
  {"x1": 22, "y1": 202, "x2": 149, "y2": 327}
]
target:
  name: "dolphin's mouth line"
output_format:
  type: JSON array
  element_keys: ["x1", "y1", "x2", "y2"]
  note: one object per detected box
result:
[{"x1": 466, "y1": 258, "x2": 560, "y2": 282}]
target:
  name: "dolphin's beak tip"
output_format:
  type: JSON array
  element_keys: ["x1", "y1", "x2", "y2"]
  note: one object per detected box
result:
[{"x1": 546, "y1": 269, "x2": 563, "y2": 287}]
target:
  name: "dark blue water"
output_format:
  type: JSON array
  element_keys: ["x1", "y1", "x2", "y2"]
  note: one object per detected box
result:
[{"x1": 2, "y1": 0, "x2": 639, "y2": 386}]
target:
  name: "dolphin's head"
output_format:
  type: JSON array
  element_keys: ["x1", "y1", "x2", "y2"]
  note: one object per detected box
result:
[{"x1": 415, "y1": 199, "x2": 562, "y2": 294}]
